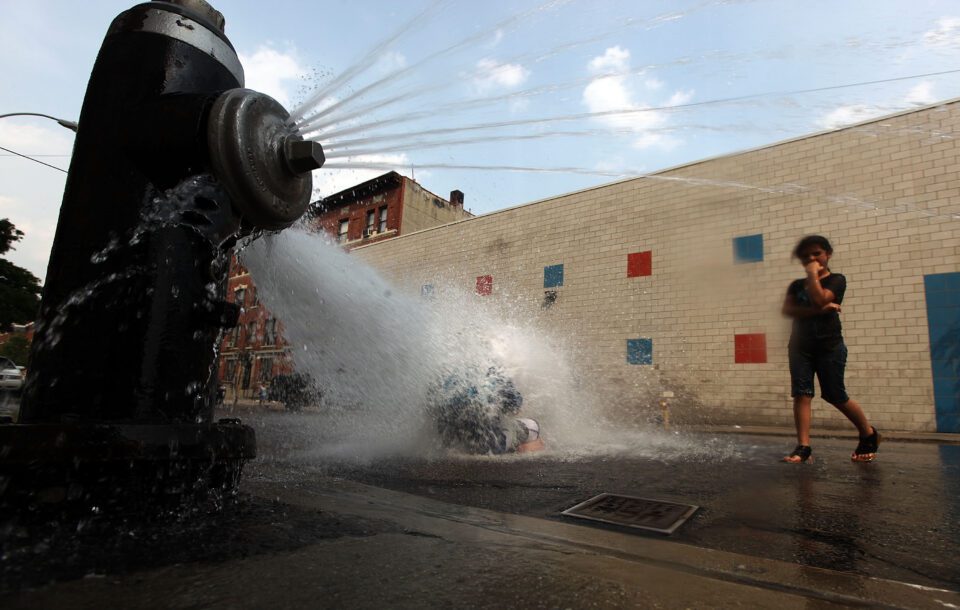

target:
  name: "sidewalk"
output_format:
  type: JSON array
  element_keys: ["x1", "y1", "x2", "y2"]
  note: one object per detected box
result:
[
  {"x1": 218, "y1": 400, "x2": 960, "y2": 444},
  {"x1": 691, "y1": 423, "x2": 960, "y2": 444},
  {"x1": 8, "y1": 476, "x2": 958, "y2": 609},
  {"x1": 218, "y1": 397, "x2": 288, "y2": 413}
]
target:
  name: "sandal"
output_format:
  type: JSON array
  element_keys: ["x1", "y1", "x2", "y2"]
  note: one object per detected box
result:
[
  {"x1": 852, "y1": 427, "x2": 880, "y2": 462},
  {"x1": 782, "y1": 444, "x2": 813, "y2": 463}
]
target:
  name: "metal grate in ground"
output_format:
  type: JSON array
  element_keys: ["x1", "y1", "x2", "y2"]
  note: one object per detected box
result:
[{"x1": 561, "y1": 493, "x2": 698, "y2": 535}]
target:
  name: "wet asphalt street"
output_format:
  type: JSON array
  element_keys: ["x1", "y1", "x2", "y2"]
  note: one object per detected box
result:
[
  {"x1": 245, "y1": 408, "x2": 960, "y2": 590},
  {"x1": 2, "y1": 397, "x2": 958, "y2": 605}
]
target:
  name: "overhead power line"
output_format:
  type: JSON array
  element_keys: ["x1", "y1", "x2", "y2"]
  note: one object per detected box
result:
[{"x1": 0, "y1": 145, "x2": 67, "y2": 173}]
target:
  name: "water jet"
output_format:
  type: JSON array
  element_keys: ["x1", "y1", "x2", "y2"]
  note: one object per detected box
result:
[{"x1": 0, "y1": 0, "x2": 323, "y2": 514}]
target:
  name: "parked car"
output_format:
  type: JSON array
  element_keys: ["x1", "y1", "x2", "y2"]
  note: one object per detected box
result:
[{"x1": 0, "y1": 358, "x2": 24, "y2": 393}]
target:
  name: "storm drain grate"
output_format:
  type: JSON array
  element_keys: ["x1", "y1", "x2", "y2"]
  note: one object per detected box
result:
[{"x1": 561, "y1": 493, "x2": 699, "y2": 535}]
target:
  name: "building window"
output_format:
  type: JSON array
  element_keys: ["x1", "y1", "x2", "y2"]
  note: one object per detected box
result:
[
  {"x1": 627, "y1": 338, "x2": 653, "y2": 365},
  {"x1": 241, "y1": 357, "x2": 253, "y2": 389},
  {"x1": 365, "y1": 209, "x2": 376, "y2": 236},
  {"x1": 264, "y1": 318, "x2": 277, "y2": 345},
  {"x1": 234, "y1": 287, "x2": 246, "y2": 308},
  {"x1": 476, "y1": 275, "x2": 493, "y2": 296},
  {"x1": 259, "y1": 357, "x2": 274, "y2": 382},
  {"x1": 224, "y1": 358, "x2": 237, "y2": 381},
  {"x1": 734, "y1": 333, "x2": 767, "y2": 363},
  {"x1": 627, "y1": 251, "x2": 652, "y2": 277},
  {"x1": 229, "y1": 324, "x2": 240, "y2": 347},
  {"x1": 733, "y1": 234, "x2": 764, "y2": 264},
  {"x1": 543, "y1": 264, "x2": 564, "y2": 289},
  {"x1": 378, "y1": 206, "x2": 388, "y2": 233},
  {"x1": 250, "y1": 287, "x2": 258, "y2": 308},
  {"x1": 338, "y1": 219, "x2": 349, "y2": 243},
  {"x1": 246, "y1": 321, "x2": 258, "y2": 346}
]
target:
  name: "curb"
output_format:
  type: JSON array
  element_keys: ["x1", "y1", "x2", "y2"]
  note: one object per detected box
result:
[{"x1": 689, "y1": 424, "x2": 960, "y2": 444}]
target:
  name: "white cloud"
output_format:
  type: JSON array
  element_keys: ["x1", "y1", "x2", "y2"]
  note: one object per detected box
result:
[
  {"x1": 905, "y1": 81, "x2": 937, "y2": 106},
  {"x1": 583, "y1": 76, "x2": 637, "y2": 126},
  {"x1": 816, "y1": 82, "x2": 939, "y2": 130},
  {"x1": 582, "y1": 46, "x2": 692, "y2": 150},
  {"x1": 238, "y1": 45, "x2": 308, "y2": 110},
  {"x1": 0, "y1": 122, "x2": 72, "y2": 154},
  {"x1": 472, "y1": 58, "x2": 530, "y2": 92},
  {"x1": 0, "y1": 121, "x2": 74, "y2": 281},
  {"x1": 817, "y1": 104, "x2": 885, "y2": 129},
  {"x1": 588, "y1": 46, "x2": 630, "y2": 73},
  {"x1": 583, "y1": 48, "x2": 640, "y2": 132},
  {"x1": 923, "y1": 16, "x2": 960, "y2": 48},
  {"x1": 667, "y1": 90, "x2": 694, "y2": 106}
]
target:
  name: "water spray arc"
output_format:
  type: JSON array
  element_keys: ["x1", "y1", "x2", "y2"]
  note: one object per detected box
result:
[{"x1": 0, "y1": 0, "x2": 323, "y2": 512}]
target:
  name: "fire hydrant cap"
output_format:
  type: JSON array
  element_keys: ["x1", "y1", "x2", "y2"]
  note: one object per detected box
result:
[{"x1": 207, "y1": 89, "x2": 323, "y2": 230}]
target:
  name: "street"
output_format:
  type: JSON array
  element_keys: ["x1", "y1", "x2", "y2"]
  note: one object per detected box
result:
[
  {"x1": 2, "y1": 399, "x2": 958, "y2": 608},
  {"x1": 245, "y1": 406, "x2": 960, "y2": 590}
]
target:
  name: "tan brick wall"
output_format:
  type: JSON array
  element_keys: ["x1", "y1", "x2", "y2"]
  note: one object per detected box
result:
[
  {"x1": 352, "y1": 101, "x2": 960, "y2": 432},
  {"x1": 400, "y1": 179, "x2": 472, "y2": 234}
]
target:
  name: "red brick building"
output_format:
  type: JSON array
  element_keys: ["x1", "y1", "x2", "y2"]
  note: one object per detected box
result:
[
  {"x1": 217, "y1": 172, "x2": 472, "y2": 399},
  {"x1": 217, "y1": 257, "x2": 293, "y2": 400},
  {"x1": 312, "y1": 171, "x2": 471, "y2": 248}
]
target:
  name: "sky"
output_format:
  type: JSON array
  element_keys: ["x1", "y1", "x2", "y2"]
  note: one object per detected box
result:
[{"x1": 3, "y1": 0, "x2": 960, "y2": 281}]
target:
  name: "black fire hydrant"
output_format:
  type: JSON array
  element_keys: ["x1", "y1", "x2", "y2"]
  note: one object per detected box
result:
[{"x1": 0, "y1": 0, "x2": 322, "y2": 513}]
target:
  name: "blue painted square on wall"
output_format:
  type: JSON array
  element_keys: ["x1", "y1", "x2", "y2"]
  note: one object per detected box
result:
[
  {"x1": 544, "y1": 264, "x2": 564, "y2": 288},
  {"x1": 627, "y1": 338, "x2": 653, "y2": 365},
  {"x1": 733, "y1": 234, "x2": 764, "y2": 263}
]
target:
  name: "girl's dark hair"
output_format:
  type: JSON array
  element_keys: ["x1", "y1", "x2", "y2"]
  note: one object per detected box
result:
[{"x1": 793, "y1": 235, "x2": 833, "y2": 259}]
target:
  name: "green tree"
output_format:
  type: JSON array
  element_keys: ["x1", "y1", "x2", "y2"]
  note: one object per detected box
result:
[
  {"x1": 0, "y1": 219, "x2": 25, "y2": 255},
  {"x1": 0, "y1": 333, "x2": 30, "y2": 365},
  {"x1": 0, "y1": 219, "x2": 41, "y2": 332}
]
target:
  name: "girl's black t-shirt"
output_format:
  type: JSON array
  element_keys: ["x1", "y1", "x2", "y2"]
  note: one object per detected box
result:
[{"x1": 787, "y1": 273, "x2": 846, "y2": 350}]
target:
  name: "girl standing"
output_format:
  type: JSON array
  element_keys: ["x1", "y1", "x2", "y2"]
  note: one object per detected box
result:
[{"x1": 781, "y1": 235, "x2": 879, "y2": 463}]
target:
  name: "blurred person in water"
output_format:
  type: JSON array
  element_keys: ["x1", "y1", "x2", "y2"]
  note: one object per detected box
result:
[{"x1": 428, "y1": 365, "x2": 543, "y2": 454}]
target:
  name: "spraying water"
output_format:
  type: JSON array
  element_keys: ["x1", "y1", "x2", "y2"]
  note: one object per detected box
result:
[{"x1": 241, "y1": 228, "x2": 739, "y2": 462}]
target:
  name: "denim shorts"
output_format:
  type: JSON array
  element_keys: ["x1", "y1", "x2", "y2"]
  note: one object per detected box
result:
[{"x1": 788, "y1": 342, "x2": 849, "y2": 405}]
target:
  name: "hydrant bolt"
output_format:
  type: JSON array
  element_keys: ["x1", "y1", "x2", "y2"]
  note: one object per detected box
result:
[{"x1": 284, "y1": 137, "x2": 325, "y2": 175}]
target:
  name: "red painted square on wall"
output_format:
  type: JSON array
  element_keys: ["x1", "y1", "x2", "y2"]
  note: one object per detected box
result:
[
  {"x1": 734, "y1": 333, "x2": 767, "y2": 363},
  {"x1": 476, "y1": 275, "x2": 493, "y2": 296},
  {"x1": 627, "y1": 251, "x2": 652, "y2": 277}
]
